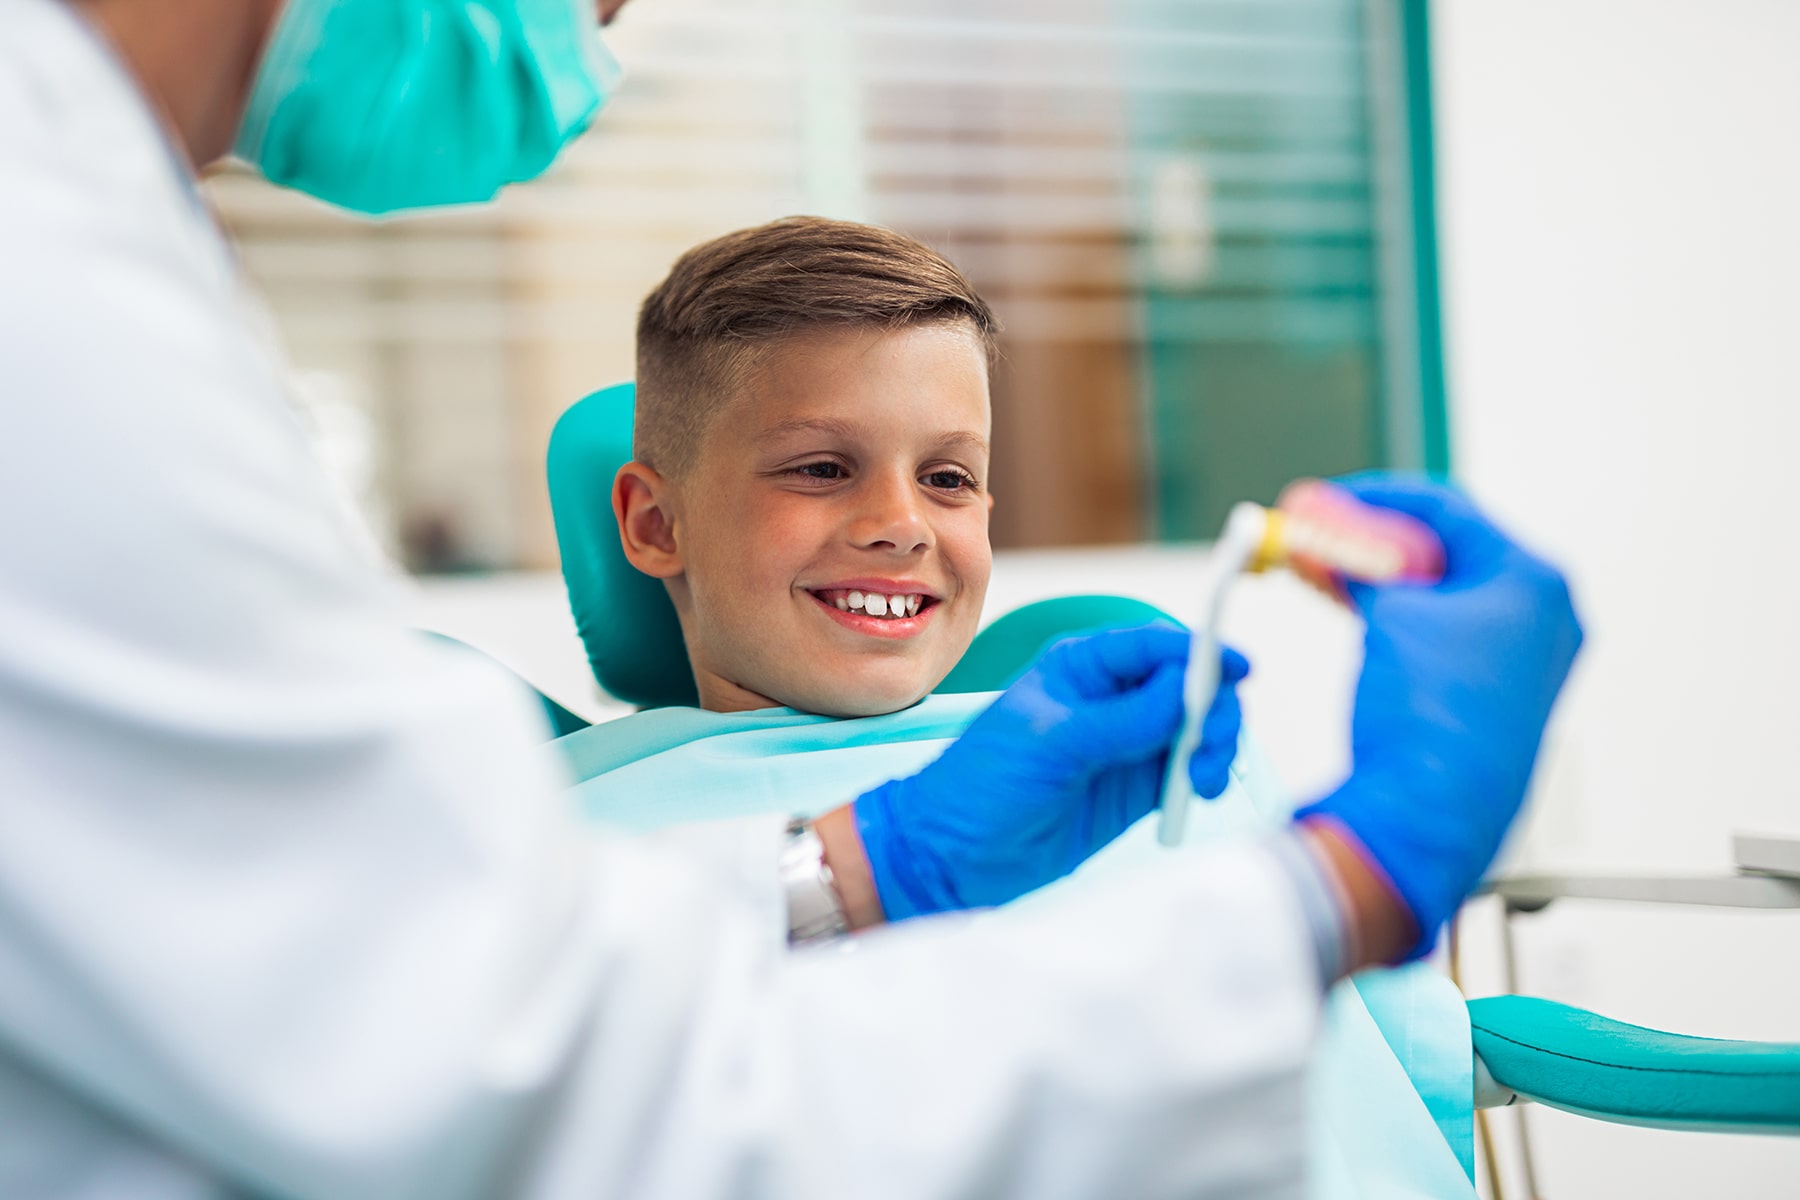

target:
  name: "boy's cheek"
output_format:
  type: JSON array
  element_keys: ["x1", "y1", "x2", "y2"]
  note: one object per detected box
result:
[{"x1": 738, "y1": 488, "x2": 831, "y2": 549}]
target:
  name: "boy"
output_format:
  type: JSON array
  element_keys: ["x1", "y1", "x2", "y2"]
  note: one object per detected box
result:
[
  {"x1": 588, "y1": 220, "x2": 1476, "y2": 1198},
  {"x1": 614, "y1": 217, "x2": 998, "y2": 718}
]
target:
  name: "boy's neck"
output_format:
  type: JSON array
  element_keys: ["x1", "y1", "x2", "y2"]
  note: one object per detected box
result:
[{"x1": 695, "y1": 674, "x2": 786, "y2": 715}]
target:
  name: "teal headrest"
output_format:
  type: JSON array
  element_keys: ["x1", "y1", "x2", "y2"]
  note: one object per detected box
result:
[{"x1": 547, "y1": 383, "x2": 698, "y2": 708}]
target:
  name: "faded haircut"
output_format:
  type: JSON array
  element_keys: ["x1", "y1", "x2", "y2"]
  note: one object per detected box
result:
[{"x1": 633, "y1": 216, "x2": 998, "y2": 477}]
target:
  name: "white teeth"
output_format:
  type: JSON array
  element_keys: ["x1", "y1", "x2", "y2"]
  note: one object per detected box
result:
[{"x1": 827, "y1": 590, "x2": 926, "y2": 618}]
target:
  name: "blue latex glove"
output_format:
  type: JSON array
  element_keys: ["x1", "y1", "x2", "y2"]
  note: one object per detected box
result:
[
  {"x1": 1295, "y1": 474, "x2": 1584, "y2": 959},
  {"x1": 856, "y1": 625, "x2": 1249, "y2": 920}
]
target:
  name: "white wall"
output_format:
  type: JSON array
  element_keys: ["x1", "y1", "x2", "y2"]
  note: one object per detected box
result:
[{"x1": 1433, "y1": 0, "x2": 1800, "y2": 1193}]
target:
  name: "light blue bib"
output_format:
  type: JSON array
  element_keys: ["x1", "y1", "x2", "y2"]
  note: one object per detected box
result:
[{"x1": 555, "y1": 696, "x2": 1476, "y2": 1197}]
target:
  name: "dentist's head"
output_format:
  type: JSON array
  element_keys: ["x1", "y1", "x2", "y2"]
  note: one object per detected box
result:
[{"x1": 74, "y1": 0, "x2": 631, "y2": 212}]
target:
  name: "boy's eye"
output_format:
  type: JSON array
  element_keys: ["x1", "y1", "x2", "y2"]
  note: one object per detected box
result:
[
  {"x1": 788, "y1": 460, "x2": 847, "y2": 482},
  {"x1": 923, "y1": 468, "x2": 979, "y2": 492}
]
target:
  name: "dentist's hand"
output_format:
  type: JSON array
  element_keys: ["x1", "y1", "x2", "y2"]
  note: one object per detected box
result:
[
  {"x1": 1294, "y1": 474, "x2": 1583, "y2": 962},
  {"x1": 846, "y1": 625, "x2": 1248, "y2": 922}
]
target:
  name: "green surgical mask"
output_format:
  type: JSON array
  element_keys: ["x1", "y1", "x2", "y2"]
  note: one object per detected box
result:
[{"x1": 235, "y1": 0, "x2": 621, "y2": 216}]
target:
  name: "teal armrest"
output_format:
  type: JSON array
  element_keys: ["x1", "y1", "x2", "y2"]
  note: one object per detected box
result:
[
  {"x1": 938, "y1": 594, "x2": 1174, "y2": 693},
  {"x1": 1469, "y1": 995, "x2": 1800, "y2": 1133}
]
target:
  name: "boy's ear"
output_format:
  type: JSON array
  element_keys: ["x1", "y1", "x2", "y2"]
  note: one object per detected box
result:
[{"x1": 613, "y1": 461, "x2": 684, "y2": 579}]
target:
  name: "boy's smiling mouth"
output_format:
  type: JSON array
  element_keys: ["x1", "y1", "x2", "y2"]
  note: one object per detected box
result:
[{"x1": 805, "y1": 582, "x2": 941, "y2": 637}]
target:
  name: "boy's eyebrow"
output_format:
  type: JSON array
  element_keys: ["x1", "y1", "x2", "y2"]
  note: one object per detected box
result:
[
  {"x1": 755, "y1": 418, "x2": 989, "y2": 455},
  {"x1": 755, "y1": 417, "x2": 859, "y2": 444},
  {"x1": 931, "y1": 431, "x2": 990, "y2": 455}
]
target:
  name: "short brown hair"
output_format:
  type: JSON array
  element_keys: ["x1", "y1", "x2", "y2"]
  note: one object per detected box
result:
[{"x1": 634, "y1": 216, "x2": 998, "y2": 476}]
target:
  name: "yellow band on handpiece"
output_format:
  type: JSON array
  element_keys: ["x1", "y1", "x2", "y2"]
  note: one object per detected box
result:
[{"x1": 1247, "y1": 506, "x2": 1287, "y2": 573}]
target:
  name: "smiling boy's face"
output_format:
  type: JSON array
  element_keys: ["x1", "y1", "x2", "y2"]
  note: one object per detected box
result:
[{"x1": 617, "y1": 321, "x2": 993, "y2": 717}]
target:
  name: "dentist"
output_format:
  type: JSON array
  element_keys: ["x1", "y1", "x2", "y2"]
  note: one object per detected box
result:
[{"x1": 0, "y1": 1, "x2": 1583, "y2": 1197}]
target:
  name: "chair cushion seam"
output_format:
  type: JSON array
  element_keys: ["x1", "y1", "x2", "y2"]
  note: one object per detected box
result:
[{"x1": 1472, "y1": 1027, "x2": 1800, "y2": 1079}]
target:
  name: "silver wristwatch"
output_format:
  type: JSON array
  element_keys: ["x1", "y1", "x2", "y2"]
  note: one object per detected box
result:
[{"x1": 782, "y1": 818, "x2": 850, "y2": 946}]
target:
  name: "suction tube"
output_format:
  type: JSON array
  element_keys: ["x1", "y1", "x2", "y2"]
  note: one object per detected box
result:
[{"x1": 1156, "y1": 502, "x2": 1268, "y2": 846}]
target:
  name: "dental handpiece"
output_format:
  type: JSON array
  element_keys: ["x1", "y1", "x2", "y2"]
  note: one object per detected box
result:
[{"x1": 1155, "y1": 480, "x2": 1446, "y2": 847}]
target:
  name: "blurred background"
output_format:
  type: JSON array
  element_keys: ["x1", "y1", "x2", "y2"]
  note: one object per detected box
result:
[
  {"x1": 208, "y1": 0, "x2": 1800, "y2": 1195},
  {"x1": 211, "y1": 0, "x2": 1444, "y2": 571}
]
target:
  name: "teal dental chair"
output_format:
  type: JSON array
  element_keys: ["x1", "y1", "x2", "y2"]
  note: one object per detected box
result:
[{"x1": 541, "y1": 382, "x2": 1800, "y2": 1188}]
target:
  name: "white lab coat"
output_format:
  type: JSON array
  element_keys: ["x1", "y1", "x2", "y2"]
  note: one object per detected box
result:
[{"x1": 0, "y1": 2, "x2": 1323, "y2": 1197}]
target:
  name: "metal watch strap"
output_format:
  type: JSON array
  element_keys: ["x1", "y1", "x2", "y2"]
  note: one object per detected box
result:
[{"x1": 782, "y1": 818, "x2": 850, "y2": 946}]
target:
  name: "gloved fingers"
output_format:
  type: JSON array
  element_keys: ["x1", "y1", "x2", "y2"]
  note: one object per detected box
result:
[
  {"x1": 1338, "y1": 478, "x2": 1583, "y2": 661},
  {"x1": 1331, "y1": 472, "x2": 1513, "y2": 581},
  {"x1": 1044, "y1": 623, "x2": 1190, "y2": 700},
  {"x1": 1187, "y1": 678, "x2": 1241, "y2": 799},
  {"x1": 1197, "y1": 672, "x2": 1240, "y2": 748},
  {"x1": 1079, "y1": 757, "x2": 1171, "y2": 858},
  {"x1": 1219, "y1": 644, "x2": 1250, "y2": 684},
  {"x1": 1188, "y1": 755, "x2": 1232, "y2": 802},
  {"x1": 1064, "y1": 655, "x2": 1188, "y2": 763},
  {"x1": 1330, "y1": 469, "x2": 1474, "y2": 515}
]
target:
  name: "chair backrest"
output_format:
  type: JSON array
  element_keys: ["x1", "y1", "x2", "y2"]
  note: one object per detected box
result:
[{"x1": 546, "y1": 382, "x2": 1175, "y2": 708}]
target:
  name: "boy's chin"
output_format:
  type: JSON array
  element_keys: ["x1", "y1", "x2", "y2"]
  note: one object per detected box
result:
[{"x1": 779, "y1": 680, "x2": 936, "y2": 720}]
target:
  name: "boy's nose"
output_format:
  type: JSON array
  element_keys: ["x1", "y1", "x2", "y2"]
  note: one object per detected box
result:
[{"x1": 850, "y1": 474, "x2": 932, "y2": 554}]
